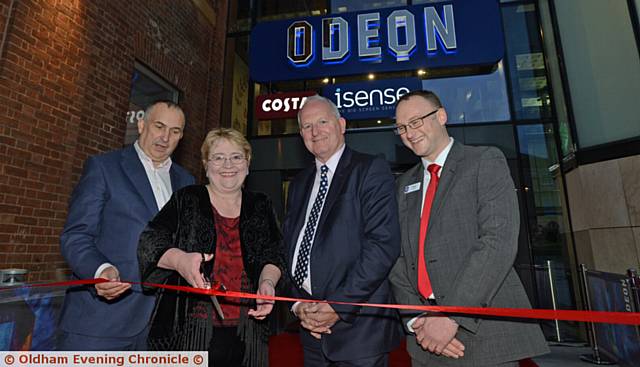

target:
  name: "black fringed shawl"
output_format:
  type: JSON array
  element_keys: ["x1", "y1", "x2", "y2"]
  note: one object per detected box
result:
[{"x1": 137, "y1": 185, "x2": 285, "y2": 367}]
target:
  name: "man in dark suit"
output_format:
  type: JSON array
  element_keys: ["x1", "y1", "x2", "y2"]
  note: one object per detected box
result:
[
  {"x1": 389, "y1": 90, "x2": 549, "y2": 366},
  {"x1": 58, "y1": 100, "x2": 194, "y2": 350},
  {"x1": 283, "y1": 95, "x2": 401, "y2": 366}
]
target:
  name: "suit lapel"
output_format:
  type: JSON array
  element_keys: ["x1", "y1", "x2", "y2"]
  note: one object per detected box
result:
[
  {"x1": 429, "y1": 141, "x2": 462, "y2": 228},
  {"x1": 169, "y1": 167, "x2": 180, "y2": 192},
  {"x1": 315, "y1": 147, "x2": 351, "y2": 233},
  {"x1": 403, "y1": 164, "x2": 424, "y2": 265},
  {"x1": 120, "y1": 146, "x2": 158, "y2": 216},
  {"x1": 307, "y1": 148, "x2": 351, "y2": 295},
  {"x1": 287, "y1": 166, "x2": 315, "y2": 264}
]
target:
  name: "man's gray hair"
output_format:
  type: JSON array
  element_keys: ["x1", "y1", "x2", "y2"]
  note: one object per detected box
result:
[
  {"x1": 143, "y1": 100, "x2": 185, "y2": 124},
  {"x1": 297, "y1": 94, "x2": 341, "y2": 125}
]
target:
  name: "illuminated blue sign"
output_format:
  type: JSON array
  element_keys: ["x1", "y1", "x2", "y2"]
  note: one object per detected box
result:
[
  {"x1": 250, "y1": 1, "x2": 504, "y2": 82},
  {"x1": 323, "y1": 78, "x2": 422, "y2": 120}
]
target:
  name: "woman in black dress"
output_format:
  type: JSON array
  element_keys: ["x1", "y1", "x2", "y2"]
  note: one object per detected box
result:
[{"x1": 138, "y1": 128, "x2": 285, "y2": 367}]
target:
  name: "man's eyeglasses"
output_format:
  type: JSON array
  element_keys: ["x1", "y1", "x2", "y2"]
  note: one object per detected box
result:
[
  {"x1": 207, "y1": 153, "x2": 246, "y2": 166},
  {"x1": 394, "y1": 109, "x2": 440, "y2": 135}
]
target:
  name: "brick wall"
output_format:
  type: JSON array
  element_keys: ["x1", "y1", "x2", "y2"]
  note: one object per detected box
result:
[{"x1": 0, "y1": 0, "x2": 228, "y2": 281}]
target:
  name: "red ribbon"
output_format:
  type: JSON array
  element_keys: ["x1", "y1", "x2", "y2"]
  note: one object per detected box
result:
[{"x1": 21, "y1": 278, "x2": 640, "y2": 326}]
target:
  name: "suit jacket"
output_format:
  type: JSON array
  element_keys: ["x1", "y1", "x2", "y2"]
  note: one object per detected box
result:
[
  {"x1": 389, "y1": 142, "x2": 549, "y2": 366},
  {"x1": 283, "y1": 146, "x2": 402, "y2": 361},
  {"x1": 58, "y1": 145, "x2": 194, "y2": 341}
]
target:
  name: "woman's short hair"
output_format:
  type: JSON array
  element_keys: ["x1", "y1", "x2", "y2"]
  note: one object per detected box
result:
[{"x1": 201, "y1": 128, "x2": 252, "y2": 164}]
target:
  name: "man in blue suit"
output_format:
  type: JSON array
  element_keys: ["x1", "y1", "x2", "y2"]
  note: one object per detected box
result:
[
  {"x1": 58, "y1": 100, "x2": 195, "y2": 350},
  {"x1": 283, "y1": 95, "x2": 401, "y2": 366}
]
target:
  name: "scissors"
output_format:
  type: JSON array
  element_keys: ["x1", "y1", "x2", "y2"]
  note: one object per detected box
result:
[{"x1": 200, "y1": 253, "x2": 226, "y2": 320}]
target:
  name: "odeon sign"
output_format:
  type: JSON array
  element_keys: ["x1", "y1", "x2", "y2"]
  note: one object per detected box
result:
[
  {"x1": 250, "y1": 1, "x2": 504, "y2": 82},
  {"x1": 286, "y1": 5, "x2": 457, "y2": 66}
]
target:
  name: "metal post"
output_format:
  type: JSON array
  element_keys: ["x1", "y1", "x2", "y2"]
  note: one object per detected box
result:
[
  {"x1": 0, "y1": 268, "x2": 28, "y2": 288},
  {"x1": 578, "y1": 264, "x2": 614, "y2": 365},
  {"x1": 547, "y1": 260, "x2": 561, "y2": 342},
  {"x1": 627, "y1": 269, "x2": 639, "y2": 312}
]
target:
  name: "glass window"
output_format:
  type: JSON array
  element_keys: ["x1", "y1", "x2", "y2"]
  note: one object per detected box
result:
[
  {"x1": 228, "y1": 0, "x2": 251, "y2": 33},
  {"x1": 537, "y1": 0, "x2": 575, "y2": 159},
  {"x1": 255, "y1": 117, "x2": 300, "y2": 136},
  {"x1": 412, "y1": 0, "x2": 448, "y2": 4},
  {"x1": 452, "y1": 123, "x2": 517, "y2": 159},
  {"x1": 125, "y1": 63, "x2": 179, "y2": 145},
  {"x1": 331, "y1": 0, "x2": 406, "y2": 13},
  {"x1": 421, "y1": 61, "x2": 510, "y2": 124},
  {"x1": 257, "y1": 0, "x2": 327, "y2": 22},
  {"x1": 221, "y1": 35, "x2": 251, "y2": 135},
  {"x1": 502, "y1": 3, "x2": 552, "y2": 120},
  {"x1": 231, "y1": 57, "x2": 250, "y2": 135},
  {"x1": 552, "y1": 0, "x2": 640, "y2": 148},
  {"x1": 517, "y1": 123, "x2": 577, "y2": 339}
]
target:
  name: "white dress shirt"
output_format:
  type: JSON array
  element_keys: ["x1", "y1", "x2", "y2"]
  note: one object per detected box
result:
[
  {"x1": 290, "y1": 144, "x2": 346, "y2": 295},
  {"x1": 133, "y1": 141, "x2": 173, "y2": 210},
  {"x1": 408, "y1": 137, "x2": 454, "y2": 331},
  {"x1": 419, "y1": 137, "x2": 454, "y2": 215}
]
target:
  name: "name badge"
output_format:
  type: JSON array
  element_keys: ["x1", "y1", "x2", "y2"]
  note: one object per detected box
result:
[{"x1": 404, "y1": 182, "x2": 421, "y2": 194}]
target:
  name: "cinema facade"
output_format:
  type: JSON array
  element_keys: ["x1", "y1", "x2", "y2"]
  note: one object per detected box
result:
[{"x1": 215, "y1": 0, "x2": 640, "y2": 340}]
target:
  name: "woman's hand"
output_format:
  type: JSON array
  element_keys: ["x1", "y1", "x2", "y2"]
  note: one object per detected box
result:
[
  {"x1": 161, "y1": 249, "x2": 213, "y2": 289},
  {"x1": 248, "y1": 278, "x2": 276, "y2": 320}
]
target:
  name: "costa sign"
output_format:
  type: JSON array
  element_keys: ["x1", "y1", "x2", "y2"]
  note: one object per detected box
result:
[
  {"x1": 250, "y1": 1, "x2": 504, "y2": 82},
  {"x1": 255, "y1": 91, "x2": 316, "y2": 120}
]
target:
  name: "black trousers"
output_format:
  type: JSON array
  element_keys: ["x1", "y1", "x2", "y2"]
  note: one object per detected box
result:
[
  {"x1": 302, "y1": 335, "x2": 389, "y2": 367},
  {"x1": 209, "y1": 326, "x2": 245, "y2": 367}
]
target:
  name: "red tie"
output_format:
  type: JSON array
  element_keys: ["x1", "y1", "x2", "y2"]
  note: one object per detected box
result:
[{"x1": 417, "y1": 163, "x2": 441, "y2": 299}]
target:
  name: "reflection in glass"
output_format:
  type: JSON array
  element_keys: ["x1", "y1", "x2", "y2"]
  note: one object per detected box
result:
[
  {"x1": 517, "y1": 123, "x2": 578, "y2": 340},
  {"x1": 228, "y1": 0, "x2": 251, "y2": 33},
  {"x1": 256, "y1": 118, "x2": 300, "y2": 136},
  {"x1": 258, "y1": 0, "x2": 327, "y2": 22},
  {"x1": 331, "y1": 0, "x2": 407, "y2": 13},
  {"x1": 412, "y1": 0, "x2": 449, "y2": 4},
  {"x1": 222, "y1": 35, "x2": 251, "y2": 136},
  {"x1": 502, "y1": 3, "x2": 552, "y2": 120},
  {"x1": 422, "y1": 62, "x2": 510, "y2": 124},
  {"x1": 552, "y1": 0, "x2": 640, "y2": 148},
  {"x1": 125, "y1": 64, "x2": 179, "y2": 145}
]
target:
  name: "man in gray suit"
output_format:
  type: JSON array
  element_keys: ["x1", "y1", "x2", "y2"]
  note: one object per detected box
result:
[{"x1": 389, "y1": 90, "x2": 549, "y2": 366}]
